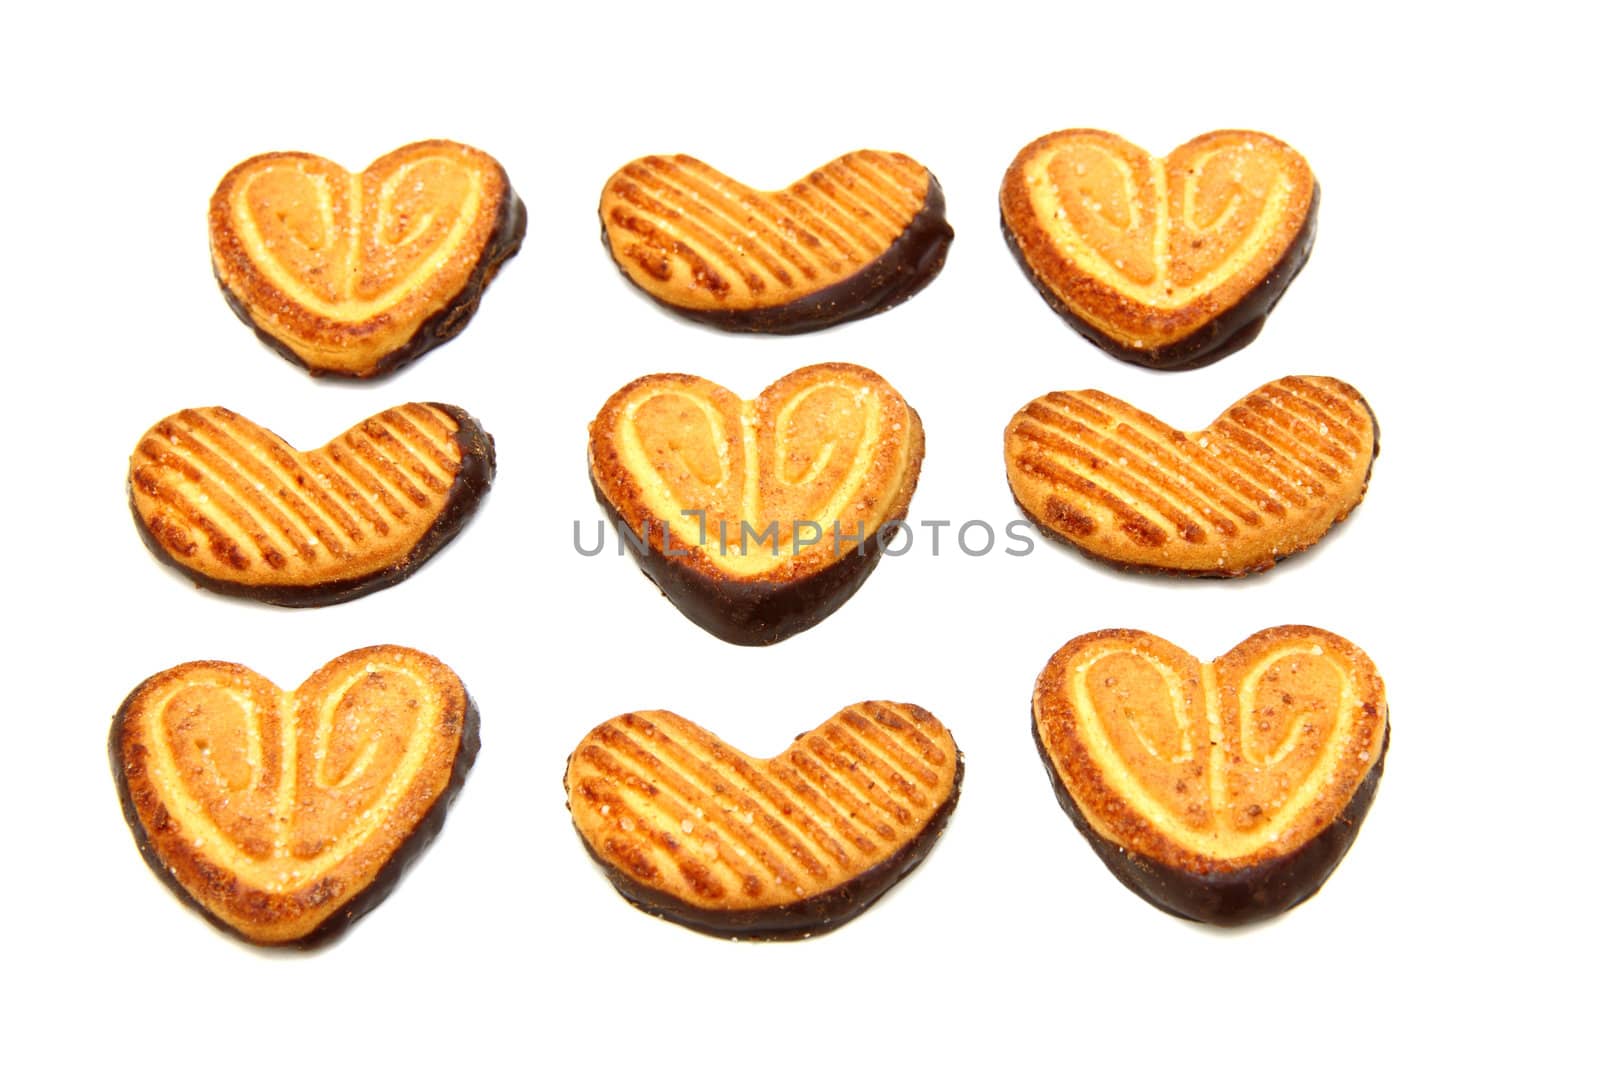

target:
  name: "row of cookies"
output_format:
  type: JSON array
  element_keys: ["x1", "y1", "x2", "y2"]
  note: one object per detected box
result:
[
  {"x1": 209, "y1": 129, "x2": 1315, "y2": 377},
  {"x1": 111, "y1": 623, "x2": 1387, "y2": 944},
  {"x1": 127, "y1": 367, "x2": 1376, "y2": 636}
]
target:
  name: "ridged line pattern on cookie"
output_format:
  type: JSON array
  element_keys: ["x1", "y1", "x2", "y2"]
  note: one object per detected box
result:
[
  {"x1": 131, "y1": 403, "x2": 491, "y2": 602},
  {"x1": 566, "y1": 705, "x2": 959, "y2": 925},
  {"x1": 607, "y1": 152, "x2": 927, "y2": 304},
  {"x1": 601, "y1": 150, "x2": 951, "y2": 332},
  {"x1": 1005, "y1": 376, "x2": 1375, "y2": 574}
]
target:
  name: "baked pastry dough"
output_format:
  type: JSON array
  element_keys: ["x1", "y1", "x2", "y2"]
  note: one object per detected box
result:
[
  {"x1": 111, "y1": 646, "x2": 478, "y2": 945},
  {"x1": 210, "y1": 140, "x2": 525, "y2": 377},
  {"x1": 600, "y1": 151, "x2": 951, "y2": 332},
  {"x1": 129, "y1": 403, "x2": 494, "y2": 605},
  {"x1": 1001, "y1": 129, "x2": 1316, "y2": 368},
  {"x1": 1033, "y1": 627, "x2": 1387, "y2": 924},
  {"x1": 1005, "y1": 376, "x2": 1374, "y2": 575},
  {"x1": 589, "y1": 363, "x2": 922, "y2": 643},
  {"x1": 565, "y1": 702, "x2": 962, "y2": 939}
]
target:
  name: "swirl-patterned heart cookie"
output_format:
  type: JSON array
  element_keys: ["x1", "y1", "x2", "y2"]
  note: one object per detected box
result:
[
  {"x1": 565, "y1": 702, "x2": 962, "y2": 939},
  {"x1": 210, "y1": 140, "x2": 525, "y2": 378},
  {"x1": 589, "y1": 363, "x2": 922, "y2": 644},
  {"x1": 600, "y1": 150, "x2": 952, "y2": 333},
  {"x1": 129, "y1": 402, "x2": 494, "y2": 606},
  {"x1": 1033, "y1": 626, "x2": 1387, "y2": 924},
  {"x1": 110, "y1": 646, "x2": 479, "y2": 945},
  {"x1": 1005, "y1": 375, "x2": 1375, "y2": 575},
  {"x1": 1001, "y1": 129, "x2": 1316, "y2": 369}
]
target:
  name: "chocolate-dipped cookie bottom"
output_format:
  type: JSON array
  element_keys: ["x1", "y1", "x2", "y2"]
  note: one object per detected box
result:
[
  {"x1": 1032, "y1": 714, "x2": 1386, "y2": 925},
  {"x1": 1000, "y1": 185, "x2": 1318, "y2": 371},
  {"x1": 577, "y1": 754, "x2": 962, "y2": 940},
  {"x1": 603, "y1": 179, "x2": 952, "y2": 335},
  {"x1": 110, "y1": 688, "x2": 480, "y2": 948},
  {"x1": 218, "y1": 190, "x2": 527, "y2": 380},
  {"x1": 590, "y1": 480, "x2": 906, "y2": 646},
  {"x1": 131, "y1": 404, "x2": 495, "y2": 607}
]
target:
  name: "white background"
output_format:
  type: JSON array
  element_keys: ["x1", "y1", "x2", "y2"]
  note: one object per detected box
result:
[{"x1": 4, "y1": 2, "x2": 1593, "y2": 1061}]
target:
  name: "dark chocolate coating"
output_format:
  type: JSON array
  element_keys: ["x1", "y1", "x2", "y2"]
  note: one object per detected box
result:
[
  {"x1": 218, "y1": 189, "x2": 527, "y2": 380},
  {"x1": 1032, "y1": 712, "x2": 1387, "y2": 925},
  {"x1": 1000, "y1": 184, "x2": 1319, "y2": 371},
  {"x1": 591, "y1": 479, "x2": 904, "y2": 646},
  {"x1": 130, "y1": 404, "x2": 496, "y2": 607},
  {"x1": 578, "y1": 753, "x2": 962, "y2": 940},
  {"x1": 109, "y1": 684, "x2": 480, "y2": 949},
  {"x1": 602, "y1": 177, "x2": 953, "y2": 335}
]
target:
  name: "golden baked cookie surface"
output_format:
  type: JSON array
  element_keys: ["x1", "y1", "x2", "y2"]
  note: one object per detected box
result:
[
  {"x1": 565, "y1": 703, "x2": 961, "y2": 936},
  {"x1": 129, "y1": 402, "x2": 493, "y2": 604},
  {"x1": 111, "y1": 646, "x2": 477, "y2": 944},
  {"x1": 591, "y1": 362, "x2": 922, "y2": 582},
  {"x1": 1034, "y1": 627, "x2": 1386, "y2": 872},
  {"x1": 210, "y1": 139, "x2": 523, "y2": 377},
  {"x1": 1005, "y1": 375, "x2": 1375, "y2": 574},
  {"x1": 1001, "y1": 129, "x2": 1315, "y2": 366},
  {"x1": 600, "y1": 151, "x2": 950, "y2": 330}
]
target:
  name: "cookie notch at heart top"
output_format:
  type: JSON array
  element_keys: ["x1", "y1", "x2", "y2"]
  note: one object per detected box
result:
[
  {"x1": 1001, "y1": 129, "x2": 1317, "y2": 369},
  {"x1": 129, "y1": 402, "x2": 495, "y2": 606},
  {"x1": 600, "y1": 150, "x2": 952, "y2": 333},
  {"x1": 210, "y1": 139, "x2": 526, "y2": 378},
  {"x1": 1005, "y1": 375, "x2": 1375, "y2": 575},
  {"x1": 589, "y1": 363, "x2": 923, "y2": 644},
  {"x1": 1032, "y1": 626, "x2": 1387, "y2": 925},
  {"x1": 110, "y1": 646, "x2": 479, "y2": 946},
  {"x1": 565, "y1": 702, "x2": 962, "y2": 939}
]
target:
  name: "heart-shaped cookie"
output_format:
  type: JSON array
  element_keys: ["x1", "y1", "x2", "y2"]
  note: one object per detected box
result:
[
  {"x1": 1001, "y1": 129, "x2": 1317, "y2": 369},
  {"x1": 129, "y1": 402, "x2": 494, "y2": 606},
  {"x1": 1006, "y1": 375, "x2": 1375, "y2": 575},
  {"x1": 210, "y1": 139, "x2": 525, "y2": 377},
  {"x1": 600, "y1": 150, "x2": 952, "y2": 333},
  {"x1": 1033, "y1": 626, "x2": 1387, "y2": 924},
  {"x1": 110, "y1": 646, "x2": 479, "y2": 945},
  {"x1": 589, "y1": 363, "x2": 923, "y2": 644},
  {"x1": 565, "y1": 702, "x2": 962, "y2": 939}
]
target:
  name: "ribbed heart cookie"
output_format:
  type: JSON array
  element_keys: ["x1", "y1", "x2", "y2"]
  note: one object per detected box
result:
[
  {"x1": 129, "y1": 403, "x2": 494, "y2": 605},
  {"x1": 600, "y1": 150, "x2": 952, "y2": 333},
  {"x1": 111, "y1": 646, "x2": 479, "y2": 945},
  {"x1": 1034, "y1": 627, "x2": 1387, "y2": 925},
  {"x1": 210, "y1": 140, "x2": 525, "y2": 377},
  {"x1": 1005, "y1": 375, "x2": 1375, "y2": 575},
  {"x1": 1001, "y1": 129, "x2": 1317, "y2": 368},
  {"x1": 565, "y1": 703, "x2": 962, "y2": 939},
  {"x1": 589, "y1": 363, "x2": 922, "y2": 644}
]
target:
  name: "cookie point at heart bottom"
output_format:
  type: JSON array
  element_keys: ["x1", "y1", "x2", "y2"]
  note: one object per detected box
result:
[
  {"x1": 1031, "y1": 625, "x2": 1388, "y2": 925},
  {"x1": 110, "y1": 646, "x2": 478, "y2": 946},
  {"x1": 588, "y1": 363, "x2": 923, "y2": 644}
]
